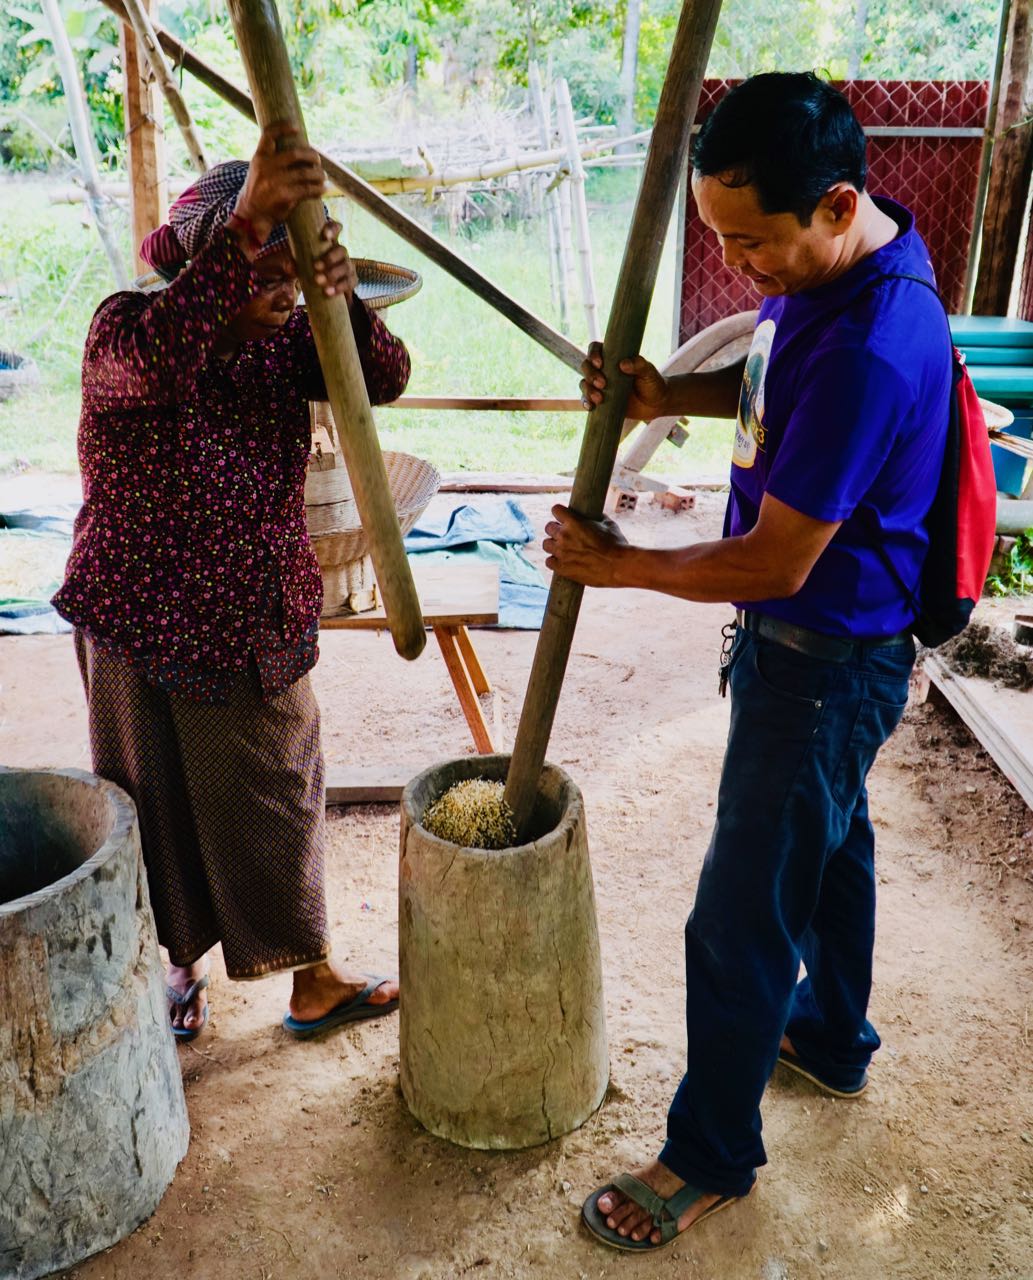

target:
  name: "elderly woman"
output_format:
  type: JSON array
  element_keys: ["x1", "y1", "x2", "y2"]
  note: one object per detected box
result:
[{"x1": 54, "y1": 124, "x2": 408, "y2": 1040}]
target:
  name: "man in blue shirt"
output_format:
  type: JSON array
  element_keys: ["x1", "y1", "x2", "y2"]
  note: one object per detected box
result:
[{"x1": 545, "y1": 73, "x2": 952, "y2": 1252}]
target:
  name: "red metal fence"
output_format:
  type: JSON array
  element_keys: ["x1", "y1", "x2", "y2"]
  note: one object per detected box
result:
[{"x1": 678, "y1": 79, "x2": 989, "y2": 342}]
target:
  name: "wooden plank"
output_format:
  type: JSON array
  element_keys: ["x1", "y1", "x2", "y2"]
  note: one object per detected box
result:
[
  {"x1": 319, "y1": 563, "x2": 499, "y2": 630},
  {"x1": 325, "y1": 767, "x2": 408, "y2": 805},
  {"x1": 386, "y1": 396, "x2": 583, "y2": 412},
  {"x1": 438, "y1": 472, "x2": 574, "y2": 493},
  {"x1": 120, "y1": 3, "x2": 167, "y2": 275},
  {"x1": 924, "y1": 654, "x2": 1033, "y2": 810},
  {"x1": 433, "y1": 626, "x2": 496, "y2": 753},
  {"x1": 990, "y1": 428, "x2": 1033, "y2": 460}
]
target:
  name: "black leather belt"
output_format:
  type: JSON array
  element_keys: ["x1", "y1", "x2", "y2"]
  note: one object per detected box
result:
[{"x1": 736, "y1": 609, "x2": 911, "y2": 663}]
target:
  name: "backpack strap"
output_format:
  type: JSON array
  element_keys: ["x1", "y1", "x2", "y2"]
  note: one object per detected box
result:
[{"x1": 858, "y1": 272, "x2": 957, "y2": 626}]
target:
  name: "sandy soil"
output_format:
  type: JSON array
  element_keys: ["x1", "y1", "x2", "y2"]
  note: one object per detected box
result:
[{"x1": 2, "y1": 486, "x2": 1032, "y2": 1280}]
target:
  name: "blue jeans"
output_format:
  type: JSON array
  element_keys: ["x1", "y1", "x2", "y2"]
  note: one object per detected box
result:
[{"x1": 659, "y1": 626, "x2": 914, "y2": 1197}]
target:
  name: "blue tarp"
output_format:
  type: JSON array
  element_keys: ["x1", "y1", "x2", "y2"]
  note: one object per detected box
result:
[
  {"x1": 404, "y1": 499, "x2": 547, "y2": 629},
  {"x1": 0, "y1": 512, "x2": 76, "y2": 635},
  {"x1": 0, "y1": 498, "x2": 548, "y2": 635}
]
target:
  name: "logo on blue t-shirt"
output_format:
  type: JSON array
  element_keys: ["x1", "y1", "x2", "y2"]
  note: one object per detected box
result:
[{"x1": 733, "y1": 318, "x2": 775, "y2": 469}]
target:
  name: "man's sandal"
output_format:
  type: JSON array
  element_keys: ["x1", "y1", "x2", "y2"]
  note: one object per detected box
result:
[
  {"x1": 581, "y1": 1172, "x2": 748, "y2": 1252},
  {"x1": 777, "y1": 1047, "x2": 868, "y2": 1098},
  {"x1": 166, "y1": 975, "x2": 210, "y2": 1042}
]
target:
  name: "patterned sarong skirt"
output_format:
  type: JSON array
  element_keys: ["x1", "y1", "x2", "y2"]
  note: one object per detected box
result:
[{"x1": 75, "y1": 632, "x2": 330, "y2": 979}]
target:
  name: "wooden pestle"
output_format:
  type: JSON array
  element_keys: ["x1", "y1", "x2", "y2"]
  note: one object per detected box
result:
[
  {"x1": 504, "y1": 0, "x2": 725, "y2": 835},
  {"x1": 225, "y1": 0, "x2": 425, "y2": 660}
]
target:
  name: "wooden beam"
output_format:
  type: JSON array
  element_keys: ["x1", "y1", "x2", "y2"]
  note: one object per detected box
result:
[
  {"x1": 96, "y1": 0, "x2": 586, "y2": 374},
  {"x1": 503, "y1": 0, "x2": 724, "y2": 836},
  {"x1": 120, "y1": 2, "x2": 167, "y2": 275},
  {"x1": 225, "y1": 0, "x2": 425, "y2": 661},
  {"x1": 973, "y1": 0, "x2": 1033, "y2": 315},
  {"x1": 386, "y1": 395, "x2": 583, "y2": 411}
]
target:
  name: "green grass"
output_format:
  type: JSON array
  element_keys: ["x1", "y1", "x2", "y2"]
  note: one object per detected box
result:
[{"x1": 0, "y1": 173, "x2": 734, "y2": 478}]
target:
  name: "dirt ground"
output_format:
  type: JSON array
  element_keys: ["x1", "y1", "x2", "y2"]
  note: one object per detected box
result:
[{"x1": 2, "y1": 484, "x2": 1033, "y2": 1280}]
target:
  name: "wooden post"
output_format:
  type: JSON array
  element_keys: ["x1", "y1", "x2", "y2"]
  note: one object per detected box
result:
[
  {"x1": 120, "y1": 1, "x2": 167, "y2": 275},
  {"x1": 964, "y1": 0, "x2": 1014, "y2": 312},
  {"x1": 96, "y1": 0, "x2": 586, "y2": 374},
  {"x1": 121, "y1": 0, "x2": 209, "y2": 175},
  {"x1": 225, "y1": 0, "x2": 425, "y2": 661},
  {"x1": 40, "y1": 0, "x2": 129, "y2": 290},
  {"x1": 555, "y1": 78, "x2": 600, "y2": 342},
  {"x1": 972, "y1": 0, "x2": 1033, "y2": 316},
  {"x1": 503, "y1": 0, "x2": 724, "y2": 836}
]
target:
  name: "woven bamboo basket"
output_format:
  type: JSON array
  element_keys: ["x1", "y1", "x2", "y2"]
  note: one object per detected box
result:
[{"x1": 307, "y1": 403, "x2": 440, "y2": 617}]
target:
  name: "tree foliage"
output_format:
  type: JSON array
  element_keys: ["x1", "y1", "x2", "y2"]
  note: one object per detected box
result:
[{"x1": 0, "y1": 0, "x2": 1007, "y2": 171}]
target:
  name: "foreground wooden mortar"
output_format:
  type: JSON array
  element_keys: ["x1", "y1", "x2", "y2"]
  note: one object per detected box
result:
[
  {"x1": 0, "y1": 767, "x2": 189, "y2": 1279},
  {"x1": 399, "y1": 754, "x2": 607, "y2": 1149}
]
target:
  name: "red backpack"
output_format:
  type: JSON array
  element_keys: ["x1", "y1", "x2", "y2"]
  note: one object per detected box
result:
[{"x1": 876, "y1": 274, "x2": 998, "y2": 647}]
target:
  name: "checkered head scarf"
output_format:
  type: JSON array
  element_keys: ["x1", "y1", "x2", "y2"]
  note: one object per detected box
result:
[{"x1": 141, "y1": 159, "x2": 328, "y2": 280}]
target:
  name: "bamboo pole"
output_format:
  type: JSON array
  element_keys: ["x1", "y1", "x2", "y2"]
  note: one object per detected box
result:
[
  {"x1": 503, "y1": 0, "x2": 724, "y2": 836},
  {"x1": 121, "y1": 0, "x2": 209, "y2": 174},
  {"x1": 49, "y1": 131, "x2": 648, "y2": 202},
  {"x1": 529, "y1": 60, "x2": 570, "y2": 330},
  {"x1": 556, "y1": 177, "x2": 579, "y2": 330},
  {"x1": 95, "y1": 0, "x2": 585, "y2": 373},
  {"x1": 40, "y1": 0, "x2": 129, "y2": 290},
  {"x1": 224, "y1": 0, "x2": 424, "y2": 661},
  {"x1": 555, "y1": 78, "x2": 600, "y2": 342}
]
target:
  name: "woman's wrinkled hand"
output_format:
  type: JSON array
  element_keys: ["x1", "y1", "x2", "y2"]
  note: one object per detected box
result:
[
  {"x1": 312, "y1": 220, "x2": 358, "y2": 304},
  {"x1": 233, "y1": 122, "x2": 327, "y2": 252}
]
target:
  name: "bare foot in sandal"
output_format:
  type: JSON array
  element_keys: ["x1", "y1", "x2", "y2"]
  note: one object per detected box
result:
[
  {"x1": 594, "y1": 1161, "x2": 723, "y2": 1245},
  {"x1": 166, "y1": 956, "x2": 209, "y2": 1039}
]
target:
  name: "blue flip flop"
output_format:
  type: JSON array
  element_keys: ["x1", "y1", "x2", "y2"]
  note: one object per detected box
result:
[
  {"x1": 581, "y1": 1172, "x2": 748, "y2": 1252},
  {"x1": 166, "y1": 975, "x2": 210, "y2": 1042},
  {"x1": 282, "y1": 975, "x2": 398, "y2": 1039}
]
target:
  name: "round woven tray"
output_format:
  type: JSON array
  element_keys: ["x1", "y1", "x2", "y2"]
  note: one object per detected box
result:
[
  {"x1": 306, "y1": 449, "x2": 441, "y2": 559},
  {"x1": 132, "y1": 258, "x2": 421, "y2": 309},
  {"x1": 352, "y1": 259, "x2": 422, "y2": 310}
]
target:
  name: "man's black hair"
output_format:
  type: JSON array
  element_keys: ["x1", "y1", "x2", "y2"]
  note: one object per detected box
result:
[{"x1": 691, "y1": 72, "x2": 867, "y2": 225}]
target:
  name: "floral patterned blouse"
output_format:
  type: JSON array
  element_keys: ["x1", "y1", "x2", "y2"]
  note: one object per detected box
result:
[{"x1": 53, "y1": 227, "x2": 411, "y2": 703}]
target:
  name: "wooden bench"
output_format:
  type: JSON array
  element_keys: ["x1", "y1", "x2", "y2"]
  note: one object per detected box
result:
[{"x1": 319, "y1": 561, "x2": 502, "y2": 804}]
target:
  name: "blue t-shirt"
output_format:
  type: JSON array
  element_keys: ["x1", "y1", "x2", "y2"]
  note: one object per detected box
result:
[{"x1": 726, "y1": 197, "x2": 953, "y2": 638}]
